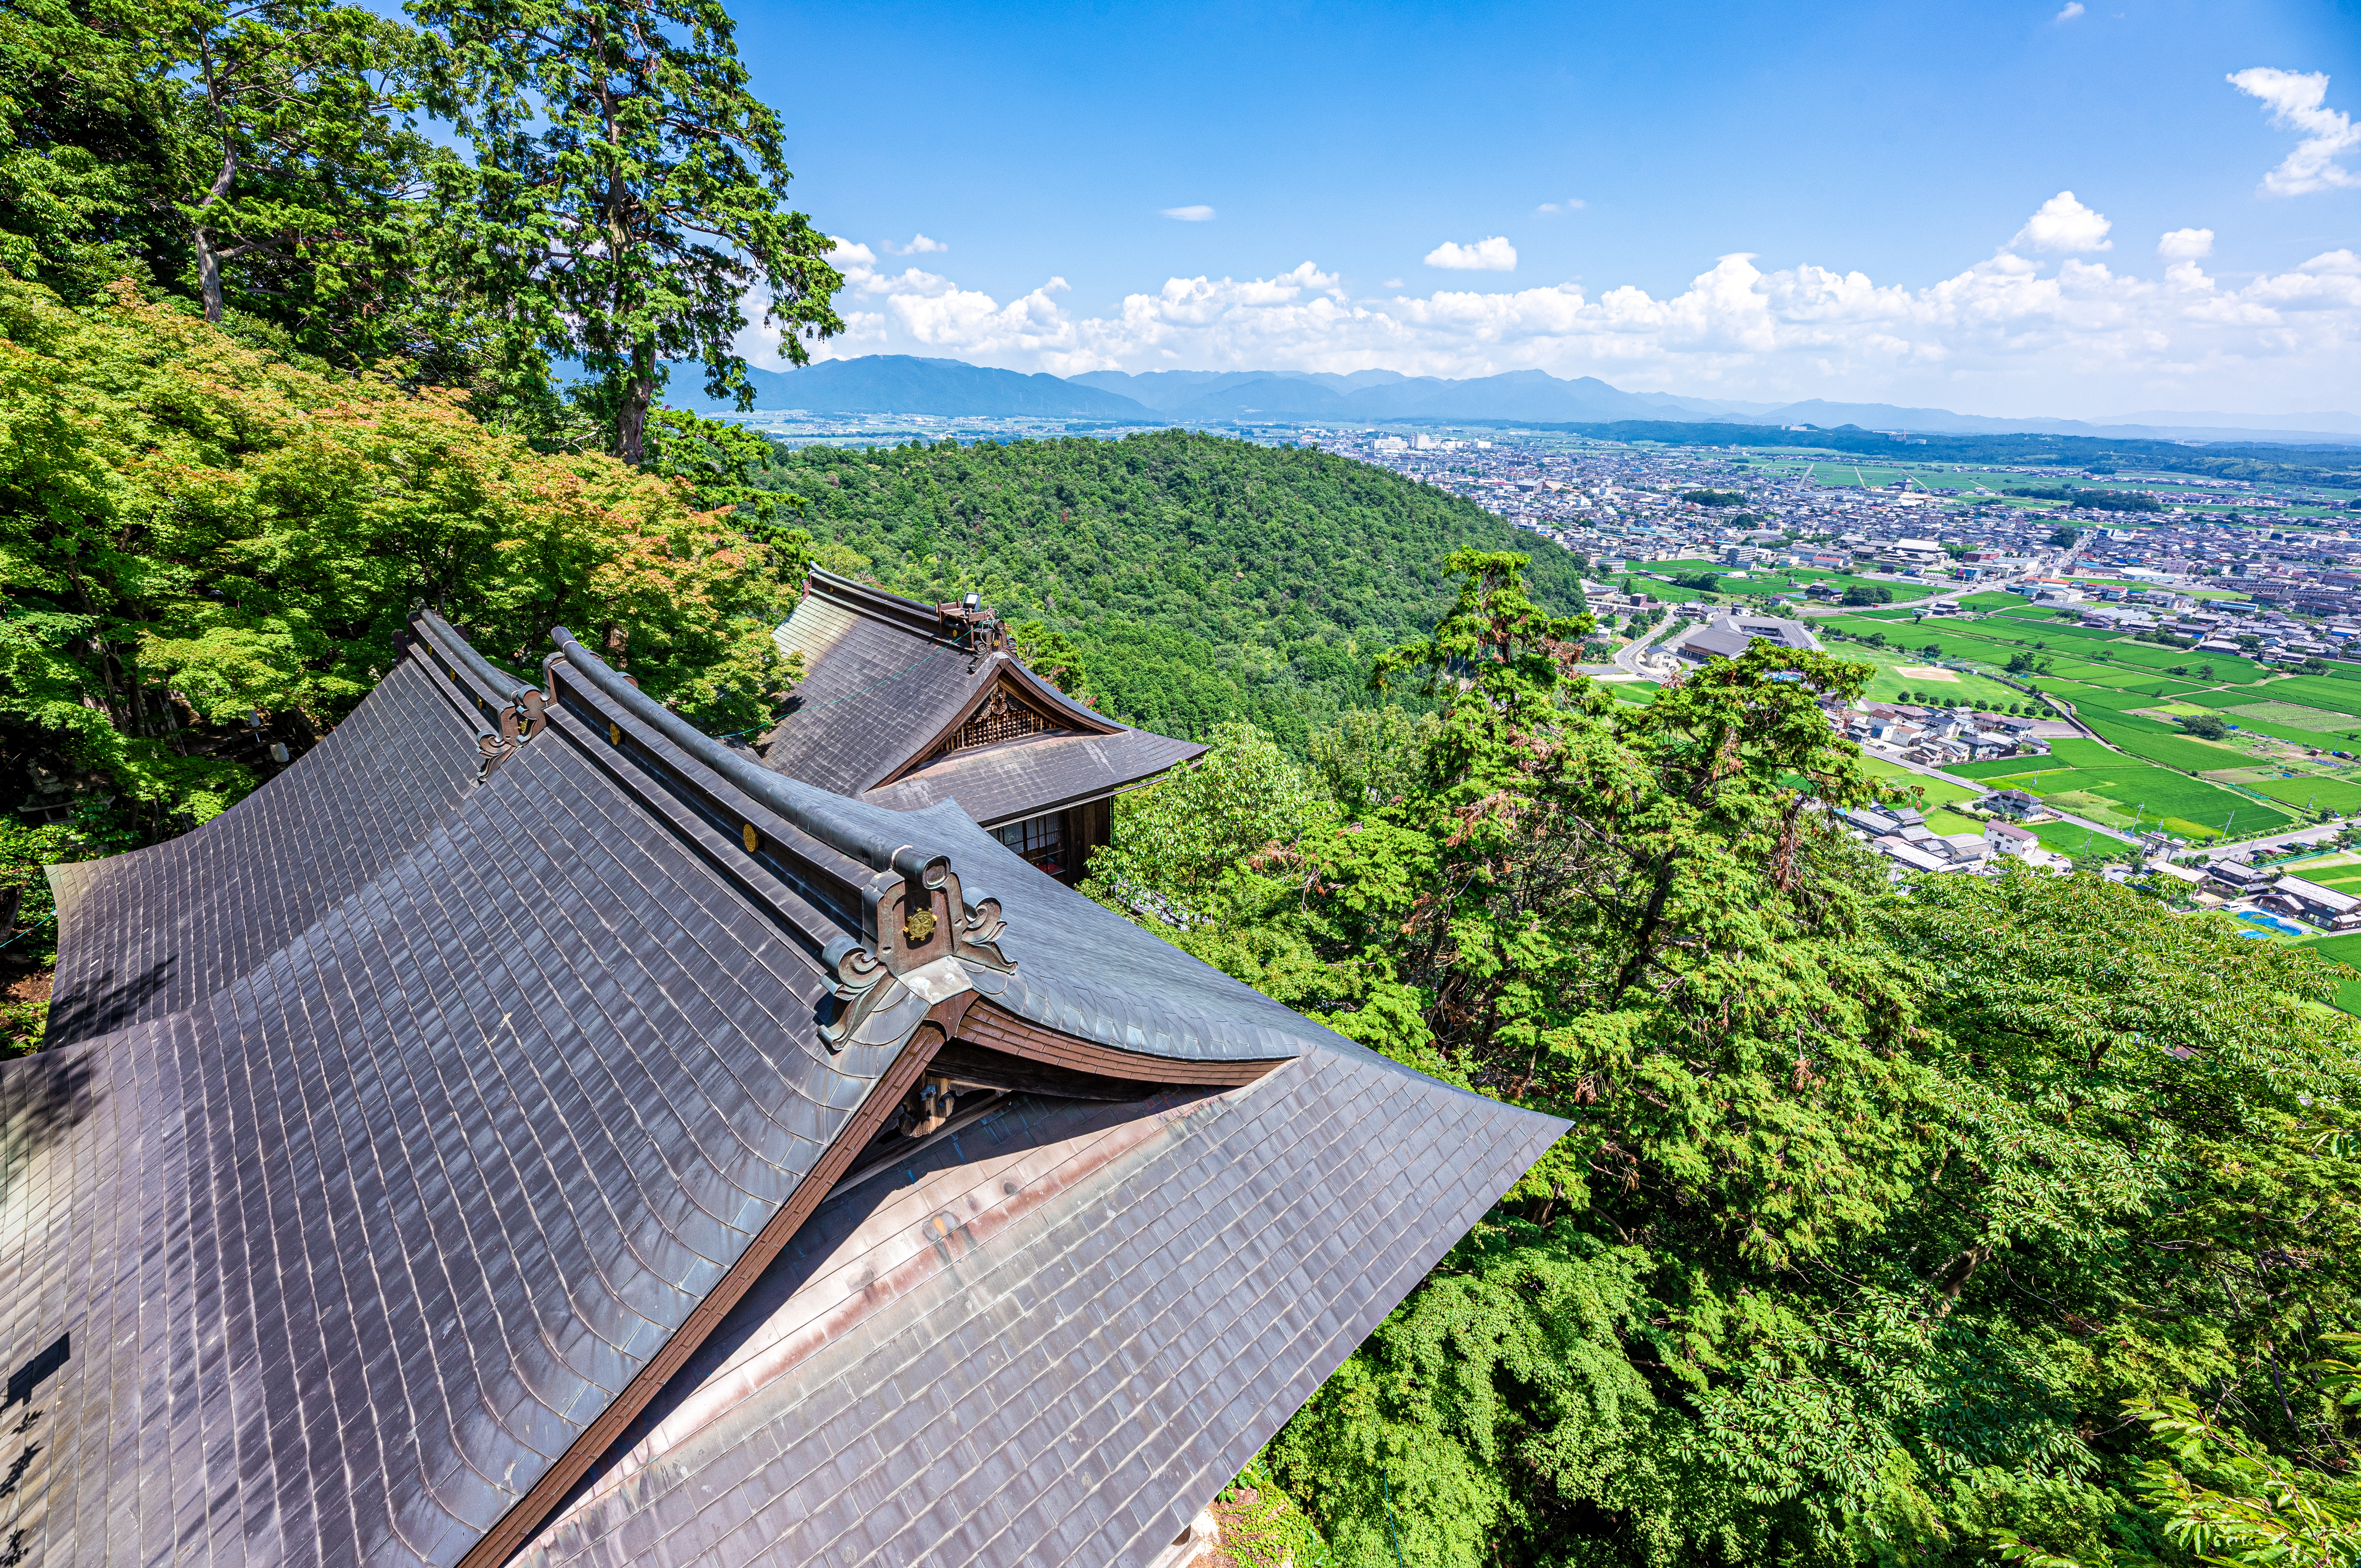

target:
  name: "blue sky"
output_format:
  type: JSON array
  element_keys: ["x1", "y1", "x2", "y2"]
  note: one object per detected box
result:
[{"x1": 717, "y1": 0, "x2": 2361, "y2": 416}]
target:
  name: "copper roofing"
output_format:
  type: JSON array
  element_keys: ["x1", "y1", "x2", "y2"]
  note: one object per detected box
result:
[
  {"x1": 4, "y1": 613, "x2": 1563, "y2": 1568},
  {"x1": 765, "y1": 570, "x2": 1203, "y2": 826}
]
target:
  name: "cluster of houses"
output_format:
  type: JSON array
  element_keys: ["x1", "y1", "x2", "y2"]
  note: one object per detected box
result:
[
  {"x1": 2200, "y1": 859, "x2": 2361, "y2": 930},
  {"x1": 2020, "y1": 580, "x2": 2350, "y2": 662},
  {"x1": 1837, "y1": 702, "x2": 2049, "y2": 765},
  {"x1": 1837, "y1": 802, "x2": 2041, "y2": 874}
]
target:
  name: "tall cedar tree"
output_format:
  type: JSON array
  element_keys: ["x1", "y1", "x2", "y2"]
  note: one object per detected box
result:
[
  {"x1": 0, "y1": 0, "x2": 470, "y2": 369},
  {"x1": 413, "y1": 0, "x2": 843, "y2": 461},
  {"x1": 173, "y1": 0, "x2": 438, "y2": 358},
  {"x1": 0, "y1": 0, "x2": 188, "y2": 300}
]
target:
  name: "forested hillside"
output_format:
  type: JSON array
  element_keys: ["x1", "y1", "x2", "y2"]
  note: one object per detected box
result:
[
  {"x1": 758, "y1": 431, "x2": 1586, "y2": 747},
  {"x1": 1091, "y1": 556, "x2": 2361, "y2": 1568}
]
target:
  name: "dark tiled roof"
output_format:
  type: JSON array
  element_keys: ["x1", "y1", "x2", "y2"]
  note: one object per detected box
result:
[
  {"x1": 764, "y1": 570, "x2": 1203, "y2": 820},
  {"x1": 764, "y1": 583, "x2": 981, "y2": 795},
  {"x1": 5, "y1": 613, "x2": 1563, "y2": 1568},
  {"x1": 863, "y1": 730, "x2": 1205, "y2": 826},
  {"x1": 43, "y1": 658, "x2": 482, "y2": 1044},
  {"x1": 523, "y1": 1061, "x2": 1551, "y2": 1568}
]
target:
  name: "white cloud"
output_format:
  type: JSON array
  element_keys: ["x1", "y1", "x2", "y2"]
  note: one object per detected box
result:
[
  {"x1": 882, "y1": 233, "x2": 947, "y2": 255},
  {"x1": 2054, "y1": 2, "x2": 2084, "y2": 19},
  {"x1": 1161, "y1": 205, "x2": 1216, "y2": 221},
  {"x1": 2011, "y1": 191, "x2": 2112, "y2": 253},
  {"x1": 1425, "y1": 235, "x2": 1518, "y2": 271},
  {"x1": 2228, "y1": 68, "x2": 2361, "y2": 196},
  {"x1": 751, "y1": 228, "x2": 2361, "y2": 414},
  {"x1": 2158, "y1": 228, "x2": 2214, "y2": 260},
  {"x1": 1537, "y1": 198, "x2": 1586, "y2": 214},
  {"x1": 1382, "y1": 278, "x2": 1404, "y2": 290}
]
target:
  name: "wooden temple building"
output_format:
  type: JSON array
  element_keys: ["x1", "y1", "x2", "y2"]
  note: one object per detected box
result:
[
  {"x1": 764, "y1": 569, "x2": 1203, "y2": 884},
  {"x1": 2, "y1": 610, "x2": 1562, "y2": 1568}
]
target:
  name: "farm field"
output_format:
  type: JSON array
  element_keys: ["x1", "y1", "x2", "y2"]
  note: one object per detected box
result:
[
  {"x1": 2223, "y1": 700, "x2": 2357, "y2": 732},
  {"x1": 1807, "y1": 464, "x2": 1913, "y2": 488},
  {"x1": 2222, "y1": 674, "x2": 2361, "y2": 711},
  {"x1": 2287, "y1": 931, "x2": 2361, "y2": 1017},
  {"x1": 1631, "y1": 561, "x2": 1943, "y2": 605},
  {"x1": 1945, "y1": 755, "x2": 2077, "y2": 780},
  {"x1": 2281, "y1": 857, "x2": 2361, "y2": 891},
  {"x1": 2043, "y1": 770, "x2": 2292, "y2": 840},
  {"x1": 2182, "y1": 690, "x2": 2361, "y2": 746},
  {"x1": 2079, "y1": 714, "x2": 2257, "y2": 772},
  {"x1": 1954, "y1": 740, "x2": 2296, "y2": 840},
  {"x1": 2028, "y1": 818, "x2": 2127, "y2": 856},
  {"x1": 1858, "y1": 757, "x2": 1983, "y2": 808},
  {"x1": 1624, "y1": 577, "x2": 1714, "y2": 604},
  {"x1": 1821, "y1": 614, "x2": 2279, "y2": 687},
  {"x1": 1818, "y1": 638, "x2": 2028, "y2": 707},
  {"x1": 2251, "y1": 776, "x2": 2361, "y2": 813}
]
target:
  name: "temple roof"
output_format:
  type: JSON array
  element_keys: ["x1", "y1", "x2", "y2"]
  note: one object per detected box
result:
[
  {"x1": 765, "y1": 570, "x2": 1202, "y2": 826},
  {"x1": 4, "y1": 612, "x2": 1562, "y2": 1568}
]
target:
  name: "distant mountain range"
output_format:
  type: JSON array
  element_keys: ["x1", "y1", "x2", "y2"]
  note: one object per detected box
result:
[
  {"x1": 660, "y1": 357, "x2": 1149, "y2": 419},
  {"x1": 659, "y1": 354, "x2": 2361, "y2": 447}
]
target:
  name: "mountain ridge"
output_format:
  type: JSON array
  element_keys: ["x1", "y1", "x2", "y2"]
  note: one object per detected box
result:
[{"x1": 661, "y1": 354, "x2": 2361, "y2": 447}]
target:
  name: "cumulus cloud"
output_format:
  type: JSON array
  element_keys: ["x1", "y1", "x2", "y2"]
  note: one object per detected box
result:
[
  {"x1": 2229, "y1": 68, "x2": 2361, "y2": 195},
  {"x1": 755, "y1": 228, "x2": 2361, "y2": 412},
  {"x1": 1161, "y1": 205, "x2": 1216, "y2": 221},
  {"x1": 1537, "y1": 198, "x2": 1585, "y2": 214},
  {"x1": 1425, "y1": 236, "x2": 1518, "y2": 271},
  {"x1": 882, "y1": 233, "x2": 947, "y2": 255},
  {"x1": 2011, "y1": 191, "x2": 2112, "y2": 253},
  {"x1": 2054, "y1": 2, "x2": 2083, "y2": 19}
]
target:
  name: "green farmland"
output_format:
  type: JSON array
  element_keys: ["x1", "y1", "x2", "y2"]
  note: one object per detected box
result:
[{"x1": 1955, "y1": 735, "x2": 2298, "y2": 841}]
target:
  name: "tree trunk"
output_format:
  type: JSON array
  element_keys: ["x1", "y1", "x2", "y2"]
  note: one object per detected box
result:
[
  {"x1": 615, "y1": 341, "x2": 654, "y2": 465},
  {"x1": 193, "y1": 43, "x2": 236, "y2": 325},
  {"x1": 195, "y1": 227, "x2": 225, "y2": 323}
]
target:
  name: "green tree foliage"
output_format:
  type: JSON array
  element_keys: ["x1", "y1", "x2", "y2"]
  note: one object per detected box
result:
[
  {"x1": 1843, "y1": 583, "x2": 1895, "y2": 605},
  {"x1": 1087, "y1": 553, "x2": 2361, "y2": 1567},
  {"x1": 1682, "y1": 488, "x2": 1745, "y2": 507},
  {"x1": 763, "y1": 433, "x2": 1586, "y2": 751},
  {"x1": 643, "y1": 405, "x2": 803, "y2": 537},
  {"x1": 413, "y1": 0, "x2": 844, "y2": 460},
  {"x1": 0, "y1": 273, "x2": 804, "y2": 827},
  {"x1": 0, "y1": 0, "x2": 188, "y2": 300},
  {"x1": 1998, "y1": 1339, "x2": 2361, "y2": 1568},
  {"x1": 0, "y1": 0, "x2": 470, "y2": 369},
  {"x1": 2006, "y1": 486, "x2": 2163, "y2": 513},
  {"x1": 2176, "y1": 712, "x2": 2231, "y2": 740},
  {"x1": 172, "y1": 0, "x2": 434, "y2": 348}
]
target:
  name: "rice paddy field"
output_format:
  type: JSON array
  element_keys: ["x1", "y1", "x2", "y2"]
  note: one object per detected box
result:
[
  {"x1": 1821, "y1": 639, "x2": 2028, "y2": 708},
  {"x1": 1857, "y1": 756, "x2": 1982, "y2": 808},
  {"x1": 1811, "y1": 600, "x2": 2361, "y2": 842},
  {"x1": 1943, "y1": 733, "x2": 2298, "y2": 841},
  {"x1": 2284, "y1": 915, "x2": 2361, "y2": 1015},
  {"x1": 2028, "y1": 818, "x2": 2127, "y2": 857},
  {"x1": 1623, "y1": 560, "x2": 1942, "y2": 606}
]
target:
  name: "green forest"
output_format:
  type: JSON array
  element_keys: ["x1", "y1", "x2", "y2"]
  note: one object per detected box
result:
[
  {"x1": 1097, "y1": 557, "x2": 2361, "y2": 1568},
  {"x1": 6, "y1": 2, "x2": 2361, "y2": 1566},
  {"x1": 759, "y1": 434, "x2": 1585, "y2": 748}
]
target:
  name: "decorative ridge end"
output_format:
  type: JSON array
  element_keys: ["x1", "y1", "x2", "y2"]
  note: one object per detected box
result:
[
  {"x1": 407, "y1": 610, "x2": 550, "y2": 780},
  {"x1": 536, "y1": 622, "x2": 1017, "y2": 1054},
  {"x1": 822, "y1": 859, "x2": 1014, "y2": 1051}
]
